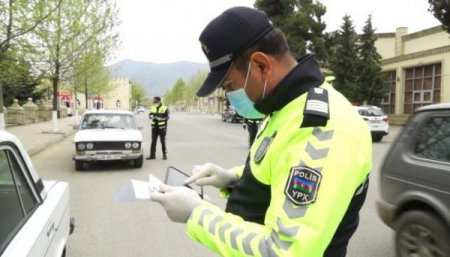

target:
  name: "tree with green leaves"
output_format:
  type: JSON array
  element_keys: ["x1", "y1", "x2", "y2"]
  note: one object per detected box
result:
[
  {"x1": 183, "y1": 72, "x2": 207, "y2": 109},
  {"x1": 428, "y1": 0, "x2": 450, "y2": 33},
  {"x1": 328, "y1": 15, "x2": 360, "y2": 101},
  {"x1": 164, "y1": 78, "x2": 186, "y2": 105},
  {"x1": 72, "y1": 42, "x2": 116, "y2": 109},
  {"x1": 0, "y1": 49, "x2": 42, "y2": 106},
  {"x1": 356, "y1": 15, "x2": 385, "y2": 105},
  {"x1": 131, "y1": 81, "x2": 146, "y2": 107},
  {"x1": 255, "y1": 0, "x2": 328, "y2": 61},
  {"x1": 0, "y1": 0, "x2": 61, "y2": 128},
  {"x1": 34, "y1": 0, "x2": 119, "y2": 114}
]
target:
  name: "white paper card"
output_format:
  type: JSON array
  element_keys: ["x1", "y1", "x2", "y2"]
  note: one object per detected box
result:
[
  {"x1": 131, "y1": 179, "x2": 151, "y2": 199},
  {"x1": 114, "y1": 174, "x2": 164, "y2": 202}
]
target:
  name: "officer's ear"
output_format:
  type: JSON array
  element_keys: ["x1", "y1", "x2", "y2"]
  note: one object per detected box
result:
[{"x1": 250, "y1": 52, "x2": 272, "y2": 82}]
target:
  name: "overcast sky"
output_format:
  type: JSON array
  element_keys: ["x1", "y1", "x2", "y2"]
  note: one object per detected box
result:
[{"x1": 112, "y1": 0, "x2": 441, "y2": 64}]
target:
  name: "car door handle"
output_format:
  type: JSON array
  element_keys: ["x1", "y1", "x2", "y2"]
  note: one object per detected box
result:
[{"x1": 46, "y1": 222, "x2": 55, "y2": 238}]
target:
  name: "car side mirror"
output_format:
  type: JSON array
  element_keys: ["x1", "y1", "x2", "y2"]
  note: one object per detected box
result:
[{"x1": 72, "y1": 124, "x2": 79, "y2": 130}]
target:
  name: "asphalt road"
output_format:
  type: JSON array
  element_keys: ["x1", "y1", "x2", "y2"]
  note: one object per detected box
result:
[{"x1": 31, "y1": 112, "x2": 400, "y2": 257}]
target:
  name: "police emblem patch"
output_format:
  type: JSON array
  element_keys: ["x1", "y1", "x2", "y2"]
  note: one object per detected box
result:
[{"x1": 285, "y1": 166, "x2": 322, "y2": 205}]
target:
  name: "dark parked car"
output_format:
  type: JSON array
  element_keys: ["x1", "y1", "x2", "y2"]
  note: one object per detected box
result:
[
  {"x1": 222, "y1": 106, "x2": 243, "y2": 123},
  {"x1": 377, "y1": 103, "x2": 450, "y2": 257}
]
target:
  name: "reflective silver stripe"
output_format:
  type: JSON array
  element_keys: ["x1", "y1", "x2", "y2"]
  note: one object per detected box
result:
[
  {"x1": 355, "y1": 175, "x2": 369, "y2": 195},
  {"x1": 306, "y1": 100, "x2": 328, "y2": 114},
  {"x1": 198, "y1": 209, "x2": 213, "y2": 226},
  {"x1": 209, "y1": 54, "x2": 232, "y2": 68},
  {"x1": 242, "y1": 232, "x2": 258, "y2": 255},
  {"x1": 305, "y1": 142, "x2": 329, "y2": 160},
  {"x1": 230, "y1": 228, "x2": 244, "y2": 250},
  {"x1": 218, "y1": 223, "x2": 232, "y2": 242},
  {"x1": 270, "y1": 231, "x2": 292, "y2": 250},
  {"x1": 208, "y1": 215, "x2": 222, "y2": 234},
  {"x1": 258, "y1": 238, "x2": 276, "y2": 257},
  {"x1": 277, "y1": 218, "x2": 299, "y2": 237},
  {"x1": 312, "y1": 127, "x2": 334, "y2": 141},
  {"x1": 283, "y1": 199, "x2": 307, "y2": 219}
]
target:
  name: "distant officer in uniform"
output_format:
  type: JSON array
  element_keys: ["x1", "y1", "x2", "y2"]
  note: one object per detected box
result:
[
  {"x1": 147, "y1": 96, "x2": 169, "y2": 160},
  {"x1": 151, "y1": 7, "x2": 371, "y2": 257},
  {"x1": 243, "y1": 117, "x2": 264, "y2": 148}
]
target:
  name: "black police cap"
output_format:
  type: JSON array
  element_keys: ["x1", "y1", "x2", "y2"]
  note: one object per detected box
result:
[{"x1": 197, "y1": 7, "x2": 273, "y2": 97}]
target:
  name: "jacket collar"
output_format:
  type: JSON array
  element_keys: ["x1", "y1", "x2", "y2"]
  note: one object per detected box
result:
[{"x1": 254, "y1": 54, "x2": 324, "y2": 115}]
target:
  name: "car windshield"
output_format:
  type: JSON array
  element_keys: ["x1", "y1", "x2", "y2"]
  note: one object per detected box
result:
[
  {"x1": 358, "y1": 108, "x2": 385, "y2": 117},
  {"x1": 80, "y1": 113, "x2": 137, "y2": 130}
]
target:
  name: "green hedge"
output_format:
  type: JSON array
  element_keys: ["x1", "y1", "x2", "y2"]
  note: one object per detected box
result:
[{"x1": 388, "y1": 114, "x2": 410, "y2": 126}]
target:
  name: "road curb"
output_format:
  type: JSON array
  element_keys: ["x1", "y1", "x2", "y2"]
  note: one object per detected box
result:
[{"x1": 28, "y1": 130, "x2": 76, "y2": 157}]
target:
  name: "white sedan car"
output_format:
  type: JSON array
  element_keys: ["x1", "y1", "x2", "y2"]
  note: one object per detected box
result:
[
  {"x1": 355, "y1": 105, "x2": 389, "y2": 142},
  {"x1": 0, "y1": 130, "x2": 73, "y2": 257},
  {"x1": 73, "y1": 110, "x2": 144, "y2": 170}
]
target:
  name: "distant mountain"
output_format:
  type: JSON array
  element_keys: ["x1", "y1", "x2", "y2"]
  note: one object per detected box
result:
[{"x1": 109, "y1": 59, "x2": 209, "y2": 97}]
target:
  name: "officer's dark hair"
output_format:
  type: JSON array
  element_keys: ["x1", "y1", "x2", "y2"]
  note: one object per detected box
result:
[
  {"x1": 153, "y1": 96, "x2": 161, "y2": 101},
  {"x1": 233, "y1": 27, "x2": 291, "y2": 75}
]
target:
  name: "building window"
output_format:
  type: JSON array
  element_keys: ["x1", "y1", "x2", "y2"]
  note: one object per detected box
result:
[
  {"x1": 381, "y1": 71, "x2": 396, "y2": 114},
  {"x1": 404, "y1": 63, "x2": 441, "y2": 114}
]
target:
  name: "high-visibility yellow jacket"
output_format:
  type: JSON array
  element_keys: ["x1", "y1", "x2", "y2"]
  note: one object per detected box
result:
[
  {"x1": 187, "y1": 55, "x2": 372, "y2": 257},
  {"x1": 149, "y1": 105, "x2": 169, "y2": 128}
]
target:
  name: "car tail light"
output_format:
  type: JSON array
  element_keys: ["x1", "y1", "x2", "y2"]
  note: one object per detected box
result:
[{"x1": 383, "y1": 118, "x2": 389, "y2": 123}]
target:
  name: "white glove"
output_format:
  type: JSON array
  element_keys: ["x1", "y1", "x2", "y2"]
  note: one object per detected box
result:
[
  {"x1": 151, "y1": 185, "x2": 201, "y2": 223},
  {"x1": 184, "y1": 163, "x2": 237, "y2": 188}
]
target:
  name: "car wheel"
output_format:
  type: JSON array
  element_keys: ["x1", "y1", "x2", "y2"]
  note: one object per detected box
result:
[
  {"x1": 75, "y1": 160, "x2": 85, "y2": 171},
  {"x1": 395, "y1": 210, "x2": 450, "y2": 257},
  {"x1": 134, "y1": 155, "x2": 143, "y2": 168}
]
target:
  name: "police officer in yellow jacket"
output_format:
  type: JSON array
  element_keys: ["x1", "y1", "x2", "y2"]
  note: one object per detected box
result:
[
  {"x1": 147, "y1": 96, "x2": 169, "y2": 160},
  {"x1": 151, "y1": 6, "x2": 372, "y2": 257}
]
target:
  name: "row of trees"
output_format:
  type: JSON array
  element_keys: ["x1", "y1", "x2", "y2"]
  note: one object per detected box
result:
[
  {"x1": 0, "y1": 0, "x2": 119, "y2": 126},
  {"x1": 163, "y1": 72, "x2": 207, "y2": 107},
  {"x1": 163, "y1": 5, "x2": 385, "y2": 105},
  {"x1": 255, "y1": 0, "x2": 385, "y2": 104},
  {"x1": 164, "y1": 0, "x2": 448, "y2": 107}
]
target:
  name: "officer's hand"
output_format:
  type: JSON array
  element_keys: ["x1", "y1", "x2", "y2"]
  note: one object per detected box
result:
[
  {"x1": 184, "y1": 163, "x2": 237, "y2": 188},
  {"x1": 151, "y1": 185, "x2": 201, "y2": 223}
]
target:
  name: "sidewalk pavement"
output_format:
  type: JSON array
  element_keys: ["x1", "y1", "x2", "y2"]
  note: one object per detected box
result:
[{"x1": 6, "y1": 116, "x2": 79, "y2": 157}]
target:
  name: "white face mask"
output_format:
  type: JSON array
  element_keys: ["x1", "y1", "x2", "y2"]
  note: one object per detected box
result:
[{"x1": 225, "y1": 62, "x2": 266, "y2": 119}]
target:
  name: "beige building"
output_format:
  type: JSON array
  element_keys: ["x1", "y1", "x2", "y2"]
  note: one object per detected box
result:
[
  {"x1": 101, "y1": 79, "x2": 132, "y2": 110},
  {"x1": 184, "y1": 87, "x2": 226, "y2": 114},
  {"x1": 376, "y1": 25, "x2": 450, "y2": 115},
  {"x1": 65, "y1": 79, "x2": 132, "y2": 113}
]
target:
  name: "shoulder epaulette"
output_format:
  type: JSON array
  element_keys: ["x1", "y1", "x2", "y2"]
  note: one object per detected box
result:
[{"x1": 300, "y1": 87, "x2": 329, "y2": 128}]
